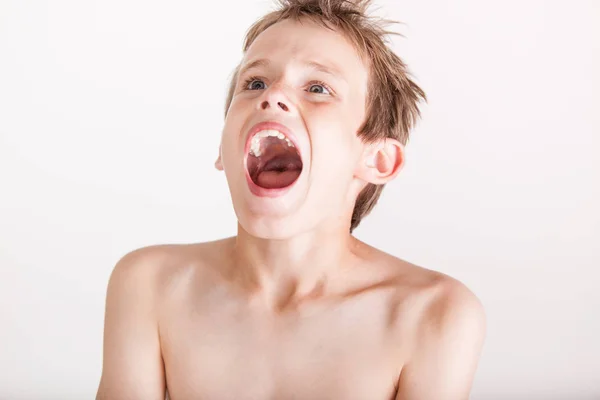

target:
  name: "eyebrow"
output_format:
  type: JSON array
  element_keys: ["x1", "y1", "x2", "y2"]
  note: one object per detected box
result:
[
  {"x1": 238, "y1": 58, "x2": 270, "y2": 78},
  {"x1": 303, "y1": 60, "x2": 347, "y2": 83},
  {"x1": 238, "y1": 58, "x2": 347, "y2": 83}
]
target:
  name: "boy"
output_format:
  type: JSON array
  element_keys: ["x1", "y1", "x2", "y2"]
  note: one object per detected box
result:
[{"x1": 96, "y1": 0, "x2": 486, "y2": 399}]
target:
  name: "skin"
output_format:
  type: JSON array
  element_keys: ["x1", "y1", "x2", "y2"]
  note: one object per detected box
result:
[{"x1": 97, "y1": 18, "x2": 486, "y2": 400}]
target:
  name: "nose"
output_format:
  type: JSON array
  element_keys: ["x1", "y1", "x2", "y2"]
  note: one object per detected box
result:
[
  {"x1": 260, "y1": 100, "x2": 289, "y2": 112},
  {"x1": 257, "y1": 84, "x2": 294, "y2": 114}
]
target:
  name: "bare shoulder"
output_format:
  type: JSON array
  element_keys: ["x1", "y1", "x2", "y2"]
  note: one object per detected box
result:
[
  {"x1": 363, "y1": 245, "x2": 486, "y2": 398},
  {"x1": 108, "y1": 243, "x2": 181, "y2": 295},
  {"x1": 99, "y1": 242, "x2": 218, "y2": 400},
  {"x1": 353, "y1": 243, "x2": 487, "y2": 397},
  {"x1": 401, "y1": 260, "x2": 486, "y2": 339},
  {"x1": 358, "y1": 242, "x2": 486, "y2": 358},
  {"x1": 110, "y1": 243, "x2": 173, "y2": 279},
  {"x1": 109, "y1": 238, "x2": 233, "y2": 295},
  {"x1": 366, "y1": 245, "x2": 486, "y2": 327}
]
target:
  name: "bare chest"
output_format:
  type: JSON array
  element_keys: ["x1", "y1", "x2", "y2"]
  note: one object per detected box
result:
[{"x1": 160, "y1": 295, "x2": 403, "y2": 400}]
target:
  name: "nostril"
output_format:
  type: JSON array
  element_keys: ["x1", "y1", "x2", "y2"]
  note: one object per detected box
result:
[{"x1": 260, "y1": 100, "x2": 289, "y2": 112}]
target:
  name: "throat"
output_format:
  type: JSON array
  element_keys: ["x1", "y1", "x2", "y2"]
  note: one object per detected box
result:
[
  {"x1": 247, "y1": 137, "x2": 303, "y2": 189},
  {"x1": 256, "y1": 169, "x2": 301, "y2": 189}
]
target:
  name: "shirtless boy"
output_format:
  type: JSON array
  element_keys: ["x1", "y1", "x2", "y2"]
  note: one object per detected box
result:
[{"x1": 96, "y1": 0, "x2": 486, "y2": 399}]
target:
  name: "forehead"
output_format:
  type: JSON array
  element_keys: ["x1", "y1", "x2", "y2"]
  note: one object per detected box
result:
[{"x1": 242, "y1": 18, "x2": 368, "y2": 86}]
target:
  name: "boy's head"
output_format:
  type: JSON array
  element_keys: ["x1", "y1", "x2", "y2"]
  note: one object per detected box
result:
[{"x1": 215, "y1": 0, "x2": 426, "y2": 238}]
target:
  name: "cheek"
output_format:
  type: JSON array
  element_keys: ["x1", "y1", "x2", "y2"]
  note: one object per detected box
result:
[
  {"x1": 221, "y1": 100, "x2": 250, "y2": 156},
  {"x1": 309, "y1": 98, "x2": 364, "y2": 131},
  {"x1": 225, "y1": 98, "x2": 247, "y2": 126},
  {"x1": 312, "y1": 133, "x2": 360, "y2": 183},
  {"x1": 307, "y1": 104, "x2": 362, "y2": 171}
]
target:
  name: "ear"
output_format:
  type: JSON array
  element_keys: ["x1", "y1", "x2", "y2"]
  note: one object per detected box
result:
[
  {"x1": 355, "y1": 138, "x2": 405, "y2": 185},
  {"x1": 215, "y1": 144, "x2": 224, "y2": 171}
]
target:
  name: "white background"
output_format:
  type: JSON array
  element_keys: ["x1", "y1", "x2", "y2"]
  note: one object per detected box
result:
[{"x1": 1, "y1": 0, "x2": 598, "y2": 399}]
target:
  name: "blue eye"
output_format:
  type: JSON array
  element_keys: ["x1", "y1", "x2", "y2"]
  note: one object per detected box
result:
[
  {"x1": 246, "y1": 79, "x2": 266, "y2": 90},
  {"x1": 308, "y1": 83, "x2": 330, "y2": 95}
]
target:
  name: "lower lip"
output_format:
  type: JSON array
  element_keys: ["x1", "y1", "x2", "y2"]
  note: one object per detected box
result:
[{"x1": 244, "y1": 166, "x2": 300, "y2": 198}]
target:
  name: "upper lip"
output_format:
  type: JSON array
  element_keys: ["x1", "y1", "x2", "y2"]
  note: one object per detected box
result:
[{"x1": 244, "y1": 120, "x2": 302, "y2": 158}]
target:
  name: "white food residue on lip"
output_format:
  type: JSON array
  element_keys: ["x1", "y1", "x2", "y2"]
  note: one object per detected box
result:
[{"x1": 249, "y1": 129, "x2": 295, "y2": 157}]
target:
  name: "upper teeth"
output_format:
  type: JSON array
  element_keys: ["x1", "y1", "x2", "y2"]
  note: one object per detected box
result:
[{"x1": 249, "y1": 129, "x2": 295, "y2": 157}]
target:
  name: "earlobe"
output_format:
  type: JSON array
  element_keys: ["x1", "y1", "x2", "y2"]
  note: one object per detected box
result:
[
  {"x1": 215, "y1": 144, "x2": 224, "y2": 171},
  {"x1": 357, "y1": 138, "x2": 404, "y2": 185}
]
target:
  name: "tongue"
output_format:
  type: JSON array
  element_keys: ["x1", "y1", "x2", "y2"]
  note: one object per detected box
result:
[
  {"x1": 248, "y1": 136, "x2": 303, "y2": 189},
  {"x1": 256, "y1": 169, "x2": 300, "y2": 189}
]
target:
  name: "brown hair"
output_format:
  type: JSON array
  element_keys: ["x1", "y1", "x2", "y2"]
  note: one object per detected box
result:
[{"x1": 224, "y1": 0, "x2": 426, "y2": 232}]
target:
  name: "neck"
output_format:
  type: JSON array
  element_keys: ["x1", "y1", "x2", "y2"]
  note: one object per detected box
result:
[{"x1": 230, "y1": 222, "x2": 360, "y2": 311}]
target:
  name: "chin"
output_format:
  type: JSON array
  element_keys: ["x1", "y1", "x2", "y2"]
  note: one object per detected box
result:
[
  {"x1": 231, "y1": 173, "x2": 324, "y2": 239},
  {"x1": 237, "y1": 212, "x2": 310, "y2": 240}
]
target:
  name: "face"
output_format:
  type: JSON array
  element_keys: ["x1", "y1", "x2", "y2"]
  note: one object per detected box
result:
[{"x1": 217, "y1": 18, "x2": 371, "y2": 239}]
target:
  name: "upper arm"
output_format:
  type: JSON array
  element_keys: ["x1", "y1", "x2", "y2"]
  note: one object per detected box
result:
[
  {"x1": 96, "y1": 247, "x2": 166, "y2": 400},
  {"x1": 396, "y1": 280, "x2": 486, "y2": 400}
]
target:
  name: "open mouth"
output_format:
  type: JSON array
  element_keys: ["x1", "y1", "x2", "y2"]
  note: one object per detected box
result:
[{"x1": 246, "y1": 130, "x2": 303, "y2": 190}]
